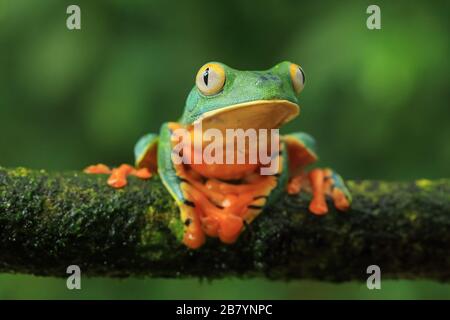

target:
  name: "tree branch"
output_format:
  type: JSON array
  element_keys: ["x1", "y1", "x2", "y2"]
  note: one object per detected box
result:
[{"x1": 0, "y1": 166, "x2": 449, "y2": 281}]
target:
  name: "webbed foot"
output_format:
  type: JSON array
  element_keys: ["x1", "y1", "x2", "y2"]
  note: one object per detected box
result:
[
  {"x1": 308, "y1": 168, "x2": 351, "y2": 215},
  {"x1": 84, "y1": 163, "x2": 152, "y2": 188},
  {"x1": 287, "y1": 168, "x2": 351, "y2": 215}
]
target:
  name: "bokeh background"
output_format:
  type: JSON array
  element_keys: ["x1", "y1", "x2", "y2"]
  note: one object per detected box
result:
[{"x1": 0, "y1": 0, "x2": 449, "y2": 299}]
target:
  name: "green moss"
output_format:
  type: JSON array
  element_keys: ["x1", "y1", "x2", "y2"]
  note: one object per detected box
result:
[
  {"x1": 416, "y1": 179, "x2": 432, "y2": 189},
  {"x1": 168, "y1": 217, "x2": 184, "y2": 241},
  {"x1": 9, "y1": 167, "x2": 33, "y2": 177},
  {"x1": 407, "y1": 210, "x2": 418, "y2": 222},
  {"x1": 0, "y1": 166, "x2": 449, "y2": 281}
]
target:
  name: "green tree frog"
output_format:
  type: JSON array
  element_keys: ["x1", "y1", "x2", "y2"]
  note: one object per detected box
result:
[{"x1": 85, "y1": 61, "x2": 351, "y2": 249}]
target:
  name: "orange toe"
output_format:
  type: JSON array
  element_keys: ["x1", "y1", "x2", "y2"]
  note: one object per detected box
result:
[
  {"x1": 202, "y1": 216, "x2": 220, "y2": 237},
  {"x1": 84, "y1": 164, "x2": 111, "y2": 174},
  {"x1": 333, "y1": 189, "x2": 350, "y2": 211},
  {"x1": 107, "y1": 170, "x2": 128, "y2": 188},
  {"x1": 117, "y1": 164, "x2": 134, "y2": 175},
  {"x1": 309, "y1": 198, "x2": 328, "y2": 215},
  {"x1": 107, "y1": 177, "x2": 127, "y2": 188},
  {"x1": 218, "y1": 215, "x2": 244, "y2": 244},
  {"x1": 132, "y1": 168, "x2": 152, "y2": 179},
  {"x1": 183, "y1": 225, "x2": 206, "y2": 249}
]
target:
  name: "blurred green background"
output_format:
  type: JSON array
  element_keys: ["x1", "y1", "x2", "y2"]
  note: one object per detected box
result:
[{"x1": 0, "y1": 0, "x2": 449, "y2": 299}]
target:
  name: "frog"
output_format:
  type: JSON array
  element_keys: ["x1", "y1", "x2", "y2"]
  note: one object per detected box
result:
[{"x1": 85, "y1": 61, "x2": 351, "y2": 249}]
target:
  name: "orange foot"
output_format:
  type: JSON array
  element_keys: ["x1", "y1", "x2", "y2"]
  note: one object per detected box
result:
[
  {"x1": 308, "y1": 168, "x2": 350, "y2": 215},
  {"x1": 84, "y1": 163, "x2": 151, "y2": 188},
  {"x1": 288, "y1": 168, "x2": 350, "y2": 216}
]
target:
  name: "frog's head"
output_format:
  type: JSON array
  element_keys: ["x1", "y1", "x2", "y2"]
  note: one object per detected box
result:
[{"x1": 180, "y1": 61, "x2": 305, "y2": 131}]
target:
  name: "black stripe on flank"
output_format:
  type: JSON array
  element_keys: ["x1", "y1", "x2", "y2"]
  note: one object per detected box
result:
[
  {"x1": 253, "y1": 195, "x2": 268, "y2": 200},
  {"x1": 215, "y1": 204, "x2": 225, "y2": 209},
  {"x1": 179, "y1": 177, "x2": 190, "y2": 184},
  {"x1": 248, "y1": 205, "x2": 264, "y2": 210},
  {"x1": 184, "y1": 200, "x2": 196, "y2": 207}
]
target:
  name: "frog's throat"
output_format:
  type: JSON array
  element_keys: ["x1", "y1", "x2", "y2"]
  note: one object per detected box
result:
[{"x1": 193, "y1": 99, "x2": 300, "y2": 132}]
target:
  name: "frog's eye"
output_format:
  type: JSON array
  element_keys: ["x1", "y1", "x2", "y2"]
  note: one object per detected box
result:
[
  {"x1": 196, "y1": 63, "x2": 226, "y2": 96},
  {"x1": 289, "y1": 63, "x2": 305, "y2": 94}
]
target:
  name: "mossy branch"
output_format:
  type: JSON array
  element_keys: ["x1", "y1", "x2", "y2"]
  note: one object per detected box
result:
[{"x1": 0, "y1": 166, "x2": 449, "y2": 281}]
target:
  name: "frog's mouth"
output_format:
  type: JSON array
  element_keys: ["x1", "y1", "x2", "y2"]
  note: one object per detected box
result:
[{"x1": 194, "y1": 100, "x2": 299, "y2": 132}]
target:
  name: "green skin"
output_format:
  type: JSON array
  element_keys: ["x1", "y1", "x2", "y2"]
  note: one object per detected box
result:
[{"x1": 134, "y1": 61, "x2": 351, "y2": 246}]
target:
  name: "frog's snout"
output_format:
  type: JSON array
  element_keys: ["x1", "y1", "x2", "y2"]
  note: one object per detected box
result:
[{"x1": 255, "y1": 74, "x2": 282, "y2": 87}]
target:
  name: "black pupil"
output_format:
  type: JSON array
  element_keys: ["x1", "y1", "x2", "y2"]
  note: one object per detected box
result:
[
  {"x1": 299, "y1": 67, "x2": 305, "y2": 84},
  {"x1": 203, "y1": 68, "x2": 209, "y2": 86}
]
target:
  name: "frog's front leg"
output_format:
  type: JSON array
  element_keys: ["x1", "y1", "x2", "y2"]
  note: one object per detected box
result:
[
  {"x1": 84, "y1": 133, "x2": 158, "y2": 188},
  {"x1": 84, "y1": 164, "x2": 151, "y2": 188},
  {"x1": 284, "y1": 132, "x2": 351, "y2": 215},
  {"x1": 306, "y1": 168, "x2": 351, "y2": 214},
  {"x1": 287, "y1": 167, "x2": 351, "y2": 215}
]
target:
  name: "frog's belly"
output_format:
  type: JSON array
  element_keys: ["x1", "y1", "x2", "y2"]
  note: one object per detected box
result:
[
  {"x1": 181, "y1": 128, "x2": 275, "y2": 180},
  {"x1": 188, "y1": 163, "x2": 259, "y2": 180}
]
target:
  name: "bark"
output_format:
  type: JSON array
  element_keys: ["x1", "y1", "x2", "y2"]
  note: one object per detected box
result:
[{"x1": 0, "y1": 166, "x2": 449, "y2": 281}]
